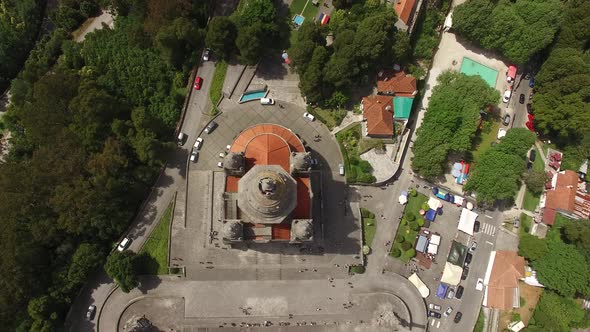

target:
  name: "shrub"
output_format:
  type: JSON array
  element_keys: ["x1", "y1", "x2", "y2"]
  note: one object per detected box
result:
[
  {"x1": 520, "y1": 297, "x2": 526, "y2": 307},
  {"x1": 410, "y1": 188, "x2": 417, "y2": 197},
  {"x1": 410, "y1": 222, "x2": 420, "y2": 231},
  {"x1": 511, "y1": 312, "x2": 521, "y2": 322},
  {"x1": 361, "y1": 208, "x2": 370, "y2": 218},
  {"x1": 417, "y1": 218, "x2": 425, "y2": 227},
  {"x1": 405, "y1": 248, "x2": 416, "y2": 258},
  {"x1": 349, "y1": 156, "x2": 360, "y2": 165},
  {"x1": 395, "y1": 235, "x2": 404, "y2": 243},
  {"x1": 406, "y1": 213, "x2": 415, "y2": 221},
  {"x1": 401, "y1": 218, "x2": 408, "y2": 226},
  {"x1": 401, "y1": 241, "x2": 412, "y2": 251},
  {"x1": 358, "y1": 160, "x2": 373, "y2": 173},
  {"x1": 421, "y1": 203, "x2": 430, "y2": 211},
  {"x1": 391, "y1": 248, "x2": 402, "y2": 257},
  {"x1": 368, "y1": 211, "x2": 375, "y2": 219}
]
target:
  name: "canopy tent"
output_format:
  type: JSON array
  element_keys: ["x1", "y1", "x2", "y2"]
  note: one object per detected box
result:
[
  {"x1": 427, "y1": 243, "x2": 439, "y2": 254},
  {"x1": 428, "y1": 197, "x2": 440, "y2": 210},
  {"x1": 443, "y1": 11, "x2": 453, "y2": 31},
  {"x1": 425, "y1": 209, "x2": 437, "y2": 221},
  {"x1": 447, "y1": 240, "x2": 468, "y2": 266},
  {"x1": 398, "y1": 195, "x2": 408, "y2": 205},
  {"x1": 458, "y1": 208, "x2": 479, "y2": 235},
  {"x1": 416, "y1": 235, "x2": 429, "y2": 253},
  {"x1": 454, "y1": 195, "x2": 464, "y2": 206},
  {"x1": 408, "y1": 273, "x2": 430, "y2": 298},
  {"x1": 507, "y1": 65, "x2": 517, "y2": 81},
  {"x1": 453, "y1": 162, "x2": 463, "y2": 170},
  {"x1": 451, "y1": 168, "x2": 461, "y2": 178},
  {"x1": 430, "y1": 234, "x2": 441, "y2": 245},
  {"x1": 436, "y1": 283, "x2": 449, "y2": 299},
  {"x1": 466, "y1": 201, "x2": 474, "y2": 210},
  {"x1": 441, "y1": 262, "x2": 463, "y2": 286}
]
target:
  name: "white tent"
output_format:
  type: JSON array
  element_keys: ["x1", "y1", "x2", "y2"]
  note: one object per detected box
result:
[
  {"x1": 443, "y1": 11, "x2": 453, "y2": 31},
  {"x1": 428, "y1": 196, "x2": 440, "y2": 210},
  {"x1": 441, "y1": 262, "x2": 463, "y2": 286},
  {"x1": 458, "y1": 208, "x2": 478, "y2": 235},
  {"x1": 509, "y1": 321, "x2": 525, "y2": 332},
  {"x1": 427, "y1": 243, "x2": 439, "y2": 255},
  {"x1": 398, "y1": 195, "x2": 408, "y2": 205},
  {"x1": 430, "y1": 234, "x2": 441, "y2": 245},
  {"x1": 408, "y1": 273, "x2": 430, "y2": 298},
  {"x1": 454, "y1": 195, "x2": 464, "y2": 206}
]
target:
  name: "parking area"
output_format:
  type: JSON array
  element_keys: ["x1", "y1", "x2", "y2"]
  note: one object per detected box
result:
[{"x1": 250, "y1": 60, "x2": 307, "y2": 108}]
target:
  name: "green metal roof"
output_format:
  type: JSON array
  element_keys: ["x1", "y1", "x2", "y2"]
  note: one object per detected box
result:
[{"x1": 394, "y1": 97, "x2": 414, "y2": 119}]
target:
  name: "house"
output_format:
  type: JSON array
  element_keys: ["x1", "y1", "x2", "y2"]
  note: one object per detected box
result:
[
  {"x1": 542, "y1": 170, "x2": 590, "y2": 225},
  {"x1": 393, "y1": 0, "x2": 419, "y2": 33},
  {"x1": 361, "y1": 95, "x2": 394, "y2": 138},
  {"x1": 377, "y1": 71, "x2": 418, "y2": 97},
  {"x1": 483, "y1": 251, "x2": 525, "y2": 310}
]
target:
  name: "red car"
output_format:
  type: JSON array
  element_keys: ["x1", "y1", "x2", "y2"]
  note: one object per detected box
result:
[
  {"x1": 194, "y1": 76, "x2": 203, "y2": 90},
  {"x1": 525, "y1": 121, "x2": 535, "y2": 132}
]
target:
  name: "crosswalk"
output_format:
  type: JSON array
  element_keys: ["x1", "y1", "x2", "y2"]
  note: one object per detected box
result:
[{"x1": 479, "y1": 222, "x2": 497, "y2": 236}]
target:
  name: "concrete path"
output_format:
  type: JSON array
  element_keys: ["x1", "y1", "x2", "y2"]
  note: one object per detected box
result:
[{"x1": 72, "y1": 11, "x2": 114, "y2": 42}]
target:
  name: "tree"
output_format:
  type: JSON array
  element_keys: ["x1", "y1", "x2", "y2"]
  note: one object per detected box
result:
[
  {"x1": 530, "y1": 291, "x2": 587, "y2": 332},
  {"x1": 524, "y1": 170, "x2": 546, "y2": 195},
  {"x1": 105, "y1": 251, "x2": 139, "y2": 293},
  {"x1": 67, "y1": 243, "x2": 105, "y2": 287},
  {"x1": 519, "y1": 234, "x2": 548, "y2": 261},
  {"x1": 205, "y1": 17, "x2": 236, "y2": 60},
  {"x1": 562, "y1": 219, "x2": 590, "y2": 255},
  {"x1": 235, "y1": 22, "x2": 265, "y2": 65}
]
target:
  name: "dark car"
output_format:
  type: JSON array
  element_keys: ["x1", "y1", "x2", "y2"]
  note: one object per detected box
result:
[
  {"x1": 464, "y1": 253, "x2": 473, "y2": 266},
  {"x1": 461, "y1": 266, "x2": 469, "y2": 280},
  {"x1": 429, "y1": 310, "x2": 442, "y2": 319},
  {"x1": 454, "y1": 312, "x2": 463, "y2": 323},
  {"x1": 502, "y1": 114, "x2": 511, "y2": 126},
  {"x1": 204, "y1": 121, "x2": 218, "y2": 134},
  {"x1": 474, "y1": 220, "x2": 480, "y2": 233},
  {"x1": 529, "y1": 149, "x2": 536, "y2": 162},
  {"x1": 519, "y1": 93, "x2": 525, "y2": 104},
  {"x1": 527, "y1": 161, "x2": 533, "y2": 170},
  {"x1": 526, "y1": 103, "x2": 533, "y2": 114},
  {"x1": 529, "y1": 77, "x2": 535, "y2": 88},
  {"x1": 455, "y1": 286, "x2": 464, "y2": 299}
]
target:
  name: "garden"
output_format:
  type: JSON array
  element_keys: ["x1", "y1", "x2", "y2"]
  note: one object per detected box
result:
[
  {"x1": 139, "y1": 202, "x2": 173, "y2": 275},
  {"x1": 361, "y1": 208, "x2": 376, "y2": 251},
  {"x1": 390, "y1": 190, "x2": 428, "y2": 263},
  {"x1": 335, "y1": 124, "x2": 377, "y2": 184},
  {"x1": 308, "y1": 106, "x2": 346, "y2": 131},
  {"x1": 209, "y1": 61, "x2": 228, "y2": 115},
  {"x1": 522, "y1": 149, "x2": 546, "y2": 211}
]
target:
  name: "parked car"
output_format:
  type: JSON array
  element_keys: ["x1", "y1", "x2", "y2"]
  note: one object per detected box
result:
[
  {"x1": 529, "y1": 77, "x2": 535, "y2": 88},
  {"x1": 303, "y1": 112, "x2": 315, "y2": 121},
  {"x1": 502, "y1": 90, "x2": 511, "y2": 103},
  {"x1": 194, "y1": 76, "x2": 203, "y2": 90},
  {"x1": 204, "y1": 121, "x2": 218, "y2": 134},
  {"x1": 194, "y1": 137, "x2": 203, "y2": 150},
  {"x1": 526, "y1": 103, "x2": 533, "y2": 114},
  {"x1": 190, "y1": 149, "x2": 199, "y2": 163},
  {"x1": 473, "y1": 221, "x2": 480, "y2": 233},
  {"x1": 455, "y1": 286, "x2": 464, "y2": 299},
  {"x1": 339, "y1": 163, "x2": 345, "y2": 176},
  {"x1": 202, "y1": 48, "x2": 210, "y2": 61},
  {"x1": 519, "y1": 93, "x2": 525, "y2": 104},
  {"x1": 117, "y1": 237, "x2": 131, "y2": 252},
  {"x1": 429, "y1": 303, "x2": 442, "y2": 311},
  {"x1": 502, "y1": 114, "x2": 511, "y2": 125},
  {"x1": 444, "y1": 306, "x2": 453, "y2": 317},
  {"x1": 461, "y1": 267, "x2": 469, "y2": 280},
  {"x1": 447, "y1": 288, "x2": 455, "y2": 299},
  {"x1": 527, "y1": 161, "x2": 533, "y2": 170},
  {"x1": 526, "y1": 121, "x2": 535, "y2": 132},
  {"x1": 429, "y1": 311, "x2": 442, "y2": 319},
  {"x1": 469, "y1": 241, "x2": 477, "y2": 253},
  {"x1": 260, "y1": 98, "x2": 275, "y2": 105},
  {"x1": 514, "y1": 217, "x2": 520, "y2": 228},
  {"x1": 464, "y1": 253, "x2": 473, "y2": 266},
  {"x1": 86, "y1": 305, "x2": 96, "y2": 320},
  {"x1": 217, "y1": 161, "x2": 223, "y2": 168},
  {"x1": 529, "y1": 149, "x2": 536, "y2": 162},
  {"x1": 454, "y1": 312, "x2": 463, "y2": 323},
  {"x1": 476, "y1": 278, "x2": 484, "y2": 291},
  {"x1": 177, "y1": 132, "x2": 186, "y2": 146}
]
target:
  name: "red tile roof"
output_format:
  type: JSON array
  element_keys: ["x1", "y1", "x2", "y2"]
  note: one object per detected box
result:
[
  {"x1": 544, "y1": 170, "x2": 580, "y2": 225},
  {"x1": 393, "y1": 0, "x2": 417, "y2": 25},
  {"x1": 362, "y1": 95, "x2": 394, "y2": 137},
  {"x1": 486, "y1": 251, "x2": 525, "y2": 310},
  {"x1": 377, "y1": 71, "x2": 417, "y2": 96}
]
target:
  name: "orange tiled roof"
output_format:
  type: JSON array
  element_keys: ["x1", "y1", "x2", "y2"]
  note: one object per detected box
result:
[
  {"x1": 377, "y1": 71, "x2": 417, "y2": 96},
  {"x1": 486, "y1": 251, "x2": 525, "y2": 310},
  {"x1": 393, "y1": 0, "x2": 416, "y2": 25},
  {"x1": 363, "y1": 95, "x2": 394, "y2": 136},
  {"x1": 544, "y1": 170, "x2": 580, "y2": 224},
  {"x1": 293, "y1": 177, "x2": 311, "y2": 219}
]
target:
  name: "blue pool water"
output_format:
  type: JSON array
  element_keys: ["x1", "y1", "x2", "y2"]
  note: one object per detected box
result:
[
  {"x1": 239, "y1": 90, "x2": 267, "y2": 103},
  {"x1": 293, "y1": 15, "x2": 305, "y2": 26}
]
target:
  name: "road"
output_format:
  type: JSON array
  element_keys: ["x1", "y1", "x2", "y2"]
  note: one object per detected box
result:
[
  {"x1": 508, "y1": 72, "x2": 533, "y2": 130},
  {"x1": 65, "y1": 55, "x2": 215, "y2": 332}
]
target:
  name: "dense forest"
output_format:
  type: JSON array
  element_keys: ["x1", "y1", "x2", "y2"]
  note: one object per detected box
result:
[{"x1": 0, "y1": 0, "x2": 212, "y2": 330}]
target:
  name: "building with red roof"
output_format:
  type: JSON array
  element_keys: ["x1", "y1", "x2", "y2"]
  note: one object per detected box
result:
[
  {"x1": 542, "y1": 170, "x2": 590, "y2": 225},
  {"x1": 483, "y1": 251, "x2": 525, "y2": 310},
  {"x1": 377, "y1": 71, "x2": 418, "y2": 97},
  {"x1": 394, "y1": 0, "x2": 417, "y2": 30},
  {"x1": 361, "y1": 95, "x2": 394, "y2": 138},
  {"x1": 219, "y1": 124, "x2": 314, "y2": 244}
]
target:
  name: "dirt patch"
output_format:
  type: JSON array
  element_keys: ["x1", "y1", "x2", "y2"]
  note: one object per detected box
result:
[{"x1": 499, "y1": 282, "x2": 543, "y2": 329}]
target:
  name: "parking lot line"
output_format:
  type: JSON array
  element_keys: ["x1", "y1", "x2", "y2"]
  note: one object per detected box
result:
[
  {"x1": 437, "y1": 321, "x2": 441, "y2": 328},
  {"x1": 431, "y1": 319, "x2": 435, "y2": 326}
]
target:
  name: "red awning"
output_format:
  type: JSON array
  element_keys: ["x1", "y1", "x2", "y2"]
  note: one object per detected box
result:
[{"x1": 507, "y1": 65, "x2": 517, "y2": 79}]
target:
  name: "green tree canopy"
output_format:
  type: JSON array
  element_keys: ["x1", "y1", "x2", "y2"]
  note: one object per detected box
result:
[
  {"x1": 205, "y1": 17, "x2": 237, "y2": 61},
  {"x1": 529, "y1": 291, "x2": 587, "y2": 332},
  {"x1": 518, "y1": 233, "x2": 548, "y2": 261},
  {"x1": 524, "y1": 170, "x2": 546, "y2": 195},
  {"x1": 105, "y1": 251, "x2": 139, "y2": 293}
]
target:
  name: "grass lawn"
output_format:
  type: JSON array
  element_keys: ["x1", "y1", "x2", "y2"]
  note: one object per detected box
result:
[
  {"x1": 361, "y1": 208, "x2": 376, "y2": 248},
  {"x1": 474, "y1": 308, "x2": 485, "y2": 332},
  {"x1": 209, "y1": 61, "x2": 228, "y2": 115},
  {"x1": 140, "y1": 203, "x2": 173, "y2": 275},
  {"x1": 335, "y1": 124, "x2": 376, "y2": 184},
  {"x1": 532, "y1": 149, "x2": 544, "y2": 171},
  {"x1": 522, "y1": 148, "x2": 545, "y2": 211},
  {"x1": 519, "y1": 213, "x2": 532, "y2": 237},
  {"x1": 308, "y1": 107, "x2": 346, "y2": 131},
  {"x1": 390, "y1": 192, "x2": 428, "y2": 262},
  {"x1": 471, "y1": 120, "x2": 501, "y2": 164}
]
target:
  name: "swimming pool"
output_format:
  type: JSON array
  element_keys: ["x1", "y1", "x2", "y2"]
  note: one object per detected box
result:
[
  {"x1": 293, "y1": 14, "x2": 305, "y2": 26},
  {"x1": 460, "y1": 57, "x2": 499, "y2": 88},
  {"x1": 239, "y1": 90, "x2": 268, "y2": 103}
]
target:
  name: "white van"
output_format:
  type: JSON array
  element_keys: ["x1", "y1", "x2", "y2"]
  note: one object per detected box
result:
[{"x1": 260, "y1": 98, "x2": 275, "y2": 105}]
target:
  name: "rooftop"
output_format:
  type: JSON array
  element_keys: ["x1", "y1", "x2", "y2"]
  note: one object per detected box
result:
[
  {"x1": 393, "y1": 0, "x2": 416, "y2": 25},
  {"x1": 362, "y1": 95, "x2": 394, "y2": 137},
  {"x1": 377, "y1": 71, "x2": 417, "y2": 97},
  {"x1": 486, "y1": 251, "x2": 525, "y2": 310}
]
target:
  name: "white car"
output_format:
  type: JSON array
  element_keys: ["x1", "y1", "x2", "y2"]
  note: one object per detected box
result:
[
  {"x1": 497, "y1": 128, "x2": 507, "y2": 139},
  {"x1": 502, "y1": 90, "x2": 512, "y2": 103},
  {"x1": 444, "y1": 306, "x2": 453, "y2": 317},
  {"x1": 117, "y1": 237, "x2": 130, "y2": 252},
  {"x1": 303, "y1": 112, "x2": 315, "y2": 121},
  {"x1": 203, "y1": 48, "x2": 210, "y2": 61},
  {"x1": 86, "y1": 305, "x2": 96, "y2": 320},
  {"x1": 194, "y1": 137, "x2": 203, "y2": 150},
  {"x1": 190, "y1": 150, "x2": 199, "y2": 163},
  {"x1": 429, "y1": 303, "x2": 442, "y2": 311},
  {"x1": 260, "y1": 98, "x2": 275, "y2": 105},
  {"x1": 339, "y1": 163, "x2": 345, "y2": 176},
  {"x1": 476, "y1": 278, "x2": 484, "y2": 291}
]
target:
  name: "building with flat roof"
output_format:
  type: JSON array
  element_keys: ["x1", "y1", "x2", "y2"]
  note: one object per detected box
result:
[{"x1": 220, "y1": 124, "x2": 314, "y2": 244}]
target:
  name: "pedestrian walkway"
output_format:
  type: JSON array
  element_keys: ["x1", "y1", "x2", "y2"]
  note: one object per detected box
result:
[
  {"x1": 480, "y1": 222, "x2": 497, "y2": 236},
  {"x1": 331, "y1": 112, "x2": 363, "y2": 134}
]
